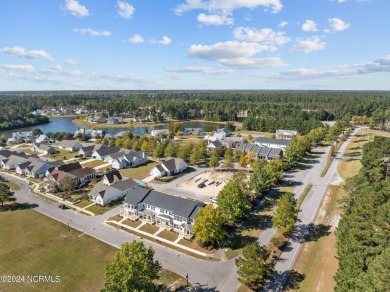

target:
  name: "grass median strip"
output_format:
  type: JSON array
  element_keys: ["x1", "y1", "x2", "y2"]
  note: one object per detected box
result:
[{"x1": 297, "y1": 184, "x2": 313, "y2": 209}]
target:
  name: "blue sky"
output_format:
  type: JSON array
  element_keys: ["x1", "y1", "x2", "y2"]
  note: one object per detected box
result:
[{"x1": 1, "y1": 0, "x2": 389, "y2": 90}]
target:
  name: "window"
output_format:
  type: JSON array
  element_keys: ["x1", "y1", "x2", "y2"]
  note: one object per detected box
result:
[{"x1": 151, "y1": 206, "x2": 155, "y2": 211}]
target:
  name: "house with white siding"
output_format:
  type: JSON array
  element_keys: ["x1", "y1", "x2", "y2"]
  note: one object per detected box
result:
[
  {"x1": 31, "y1": 143, "x2": 57, "y2": 155},
  {"x1": 150, "y1": 158, "x2": 187, "y2": 179},
  {"x1": 58, "y1": 140, "x2": 83, "y2": 152}
]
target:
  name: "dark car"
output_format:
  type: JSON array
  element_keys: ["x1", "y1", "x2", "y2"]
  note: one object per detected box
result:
[
  {"x1": 58, "y1": 204, "x2": 68, "y2": 210},
  {"x1": 198, "y1": 183, "x2": 206, "y2": 188}
]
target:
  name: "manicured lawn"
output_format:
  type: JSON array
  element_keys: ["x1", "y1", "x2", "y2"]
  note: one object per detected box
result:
[
  {"x1": 42, "y1": 148, "x2": 79, "y2": 160},
  {"x1": 119, "y1": 161, "x2": 160, "y2": 180},
  {"x1": 157, "y1": 230, "x2": 179, "y2": 242},
  {"x1": 338, "y1": 159, "x2": 362, "y2": 180},
  {"x1": 81, "y1": 160, "x2": 107, "y2": 168},
  {"x1": 85, "y1": 203, "x2": 120, "y2": 215},
  {"x1": 0, "y1": 208, "x2": 117, "y2": 292},
  {"x1": 74, "y1": 199, "x2": 93, "y2": 208},
  {"x1": 122, "y1": 219, "x2": 142, "y2": 228},
  {"x1": 178, "y1": 238, "x2": 216, "y2": 254},
  {"x1": 139, "y1": 224, "x2": 159, "y2": 234},
  {"x1": 155, "y1": 270, "x2": 190, "y2": 291},
  {"x1": 0, "y1": 207, "x2": 187, "y2": 292}
]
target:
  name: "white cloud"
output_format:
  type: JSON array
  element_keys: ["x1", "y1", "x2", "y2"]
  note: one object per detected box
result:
[
  {"x1": 337, "y1": 0, "x2": 346, "y2": 3},
  {"x1": 165, "y1": 66, "x2": 212, "y2": 73},
  {"x1": 128, "y1": 34, "x2": 144, "y2": 44},
  {"x1": 302, "y1": 20, "x2": 318, "y2": 32},
  {"x1": 73, "y1": 28, "x2": 111, "y2": 37},
  {"x1": 291, "y1": 36, "x2": 325, "y2": 53},
  {"x1": 64, "y1": 0, "x2": 89, "y2": 17},
  {"x1": 218, "y1": 57, "x2": 286, "y2": 68},
  {"x1": 279, "y1": 21, "x2": 288, "y2": 28},
  {"x1": 0, "y1": 46, "x2": 54, "y2": 61},
  {"x1": 165, "y1": 66, "x2": 234, "y2": 75},
  {"x1": 65, "y1": 59, "x2": 78, "y2": 65},
  {"x1": 188, "y1": 41, "x2": 286, "y2": 68},
  {"x1": 197, "y1": 13, "x2": 234, "y2": 26},
  {"x1": 269, "y1": 55, "x2": 390, "y2": 80},
  {"x1": 175, "y1": 0, "x2": 283, "y2": 14},
  {"x1": 117, "y1": 1, "x2": 135, "y2": 19},
  {"x1": 328, "y1": 18, "x2": 350, "y2": 31},
  {"x1": 0, "y1": 64, "x2": 35, "y2": 73},
  {"x1": 170, "y1": 74, "x2": 186, "y2": 80},
  {"x1": 158, "y1": 36, "x2": 172, "y2": 45},
  {"x1": 189, "y1": 41, "x2": 274, "y2": 60},
  {"x1": 232, "y1": 27, "x2": 290, "y2": 46}
]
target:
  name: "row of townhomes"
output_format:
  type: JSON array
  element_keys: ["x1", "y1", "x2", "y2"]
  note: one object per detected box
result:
[
  {"x1": 120, "y1": 186, "x2": 205, "y2": 239},
  {"x1": 79, "y1": 144, "x2": 148, "y2": 170}
]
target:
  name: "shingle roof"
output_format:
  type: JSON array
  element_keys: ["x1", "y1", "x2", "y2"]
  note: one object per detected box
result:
[
  {"x1": 58, "y1": 162, "x2": 82, "y2": 172},
  {"x1": 59, "y1": 140, "x2": 81, "y2": 148},
  {"x1": 95, "y1": 146, "x2": 120, "y2": 157},
  {"x1": 68, "y1": 167, "x2": 96, "y2": 178},
  {"x1": 268, "y1": 148, "x2": 283, "y2": 158},
  {"x1": 104, "y1": 169, "x2": 123, "y2": 184},
  {"x1": 111, "y1": 178, "x2": 137, "y2": 191},
  {"x1": 255, "y1": 137, "x2": 291, "y2": 146},
  {"x1": 142, "y1": 190, "x2": 205, "y2": 218},
  {"x1": 162, "y1": 158, "x2": 185, "y2": 172},
  {"x1": 123, "y1": 187, "x2": 150, "y2": 205}
]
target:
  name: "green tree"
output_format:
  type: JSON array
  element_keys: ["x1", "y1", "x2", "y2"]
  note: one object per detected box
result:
[
  {"x1": 102, "y1": 241, "x2": 161, "y2": 292},
  {"x1": 193, "y1": 204, "x2": 226, "y2": 247},
  {"x1": 272, "y1": 192, "x2": 297, "y2": 234},
  {"x1": 223, "y1": 147, "x2": 234, "y2": 169},
  {"x1": 249, "y1": 166, "x2": 273, "y2": 197},
  {"x1": 209, "y1": 150, "x2": 220, "y2": 169},
  {"x1": 32, "y1": 128, "x2": 43, "y2": 136},
  {"x1": 0, "y1": 183, "x2": 13, "y2": 207},
  {"x1": 217, "y1": 181, "x2": 250, "y2": 225},
  {"x1": 61, "y1": 176, "x2": 75, "y2": 193},
  {"x1": 235, "y1": 243, "x2": 273, "y2": 290},
  {"x1": 164, "y1": 142, "x2": 176, "y2": 158},
  {"x1": 141, "y1": 140, "x2": 149, "y2": 153}
]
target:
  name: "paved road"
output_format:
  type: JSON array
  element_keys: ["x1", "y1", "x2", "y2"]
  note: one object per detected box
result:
[
  {"x1": 261, "y1": 127, "x2": 362, "y2": 291},
  {"x1": 4, "y1": 173, "x2": 236, "y2": 291}
]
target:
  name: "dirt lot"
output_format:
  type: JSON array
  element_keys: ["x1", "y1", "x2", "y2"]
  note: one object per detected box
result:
[{"x1": 175, "y1": 170, "x2": 233, "y2": 200}]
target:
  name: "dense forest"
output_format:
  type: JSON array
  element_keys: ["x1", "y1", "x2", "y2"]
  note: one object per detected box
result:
[
  {"x1": 0, "y1": 106, "x2": 49, "y2": 131},
  {"x1": 335, "y1": 137, "x2": 390, "y2": 291},
  {"x1": 0, "y1": 90, "x2": 389, "y2": 132}
]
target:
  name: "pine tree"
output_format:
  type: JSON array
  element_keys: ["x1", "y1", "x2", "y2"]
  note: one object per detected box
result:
[{"x1": 272, "y1": 192, "x2": 297, "y2": 234}]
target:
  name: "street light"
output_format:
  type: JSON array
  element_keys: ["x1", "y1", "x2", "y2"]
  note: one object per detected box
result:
[{"x1": 186, "y1": 272, "x2": 189, "y2": 287}]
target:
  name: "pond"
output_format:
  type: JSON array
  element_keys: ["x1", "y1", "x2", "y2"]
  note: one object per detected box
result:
[{"x1": 0, "y1": 118, "x2": 223, "y2": 138}]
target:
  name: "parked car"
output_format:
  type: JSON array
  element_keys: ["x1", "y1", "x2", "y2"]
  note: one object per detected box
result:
[
  {"x1": 210, "y1": 197, "x2": 217, "y2": 203},
  {"x1": 58, "y1": 204, "x2": 68, "y2": 210},
  {"x1": 198, "y1": 183, "x2": 206, "y2": 188}
]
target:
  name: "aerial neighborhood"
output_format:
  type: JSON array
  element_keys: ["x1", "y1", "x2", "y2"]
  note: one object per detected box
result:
[{"x1": 1, "y1": 90, "x2": 389, "y2": 292}]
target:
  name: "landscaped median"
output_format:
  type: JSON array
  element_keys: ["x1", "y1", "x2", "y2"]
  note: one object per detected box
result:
[{"x1": 105, "y1": 218, "x2": 219, "y2": 260}]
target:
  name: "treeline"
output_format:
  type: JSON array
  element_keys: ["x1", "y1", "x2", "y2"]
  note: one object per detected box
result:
[
  {"x1": 335, "y1": 137, "x2": 390, "y2": 291},
  {"x1": 0, "y1": 105, "x2": 49, "y2": 131},
  {"x1": 242, "y1": 104, "x2": 327, "y2": 134},
  {"x1": 0, "y1": 90, "x2": 389, "y2": 123}
]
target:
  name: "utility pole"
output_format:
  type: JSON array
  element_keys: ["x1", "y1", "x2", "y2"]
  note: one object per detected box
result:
[{"x1": 186, "y1": 272, "x2": 189, "y2": 287}]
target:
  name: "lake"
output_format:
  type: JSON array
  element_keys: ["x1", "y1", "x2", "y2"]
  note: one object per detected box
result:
[{"x1": 0, "y1": 118, "x2": 223, "y2": 138}]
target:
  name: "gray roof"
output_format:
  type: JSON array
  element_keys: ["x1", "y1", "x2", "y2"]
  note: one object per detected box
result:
[
  {"x1": 104, "y1": 169, "x2": 123, "y2": 184},
  {"x1": 89, "y1": 183, "x2": 110, "y2": 198},
  {"x1": 244, "y1": 143, "x2": 254, "y2": 152},
  {"x1": 58, "y1": 162, "x2": 82, "y2": 172},
  {"x1": 162, "y1": 158, "x2": 185, "y2": 172},
  {"x1": 123, "y1": 187, "x2": 150, "y2": 205},
  {"x1": 259, "y1": 146, "x2": 271, "y2": 156},
  {"x1": 268, "y1": 148, "x2": 283, "y2": 158},
  {"x1": 36, "y1": 135, "x2": 50, "y2": 142},
  {"x1": 111, "y1": 178, "x2": 137, "y2": 191},
  {"x1": 142, "y1": 190, "x2": 205, "y2": 218},
  {"x1": 34, "y1": 143, "x2": 54, "y2": 151},
  {"x1": 0, "y1": 150, "x2": 14, "y2": 159},
  {"x1": 155, "y1": 164, "x2": 165, "y2": 173},
  {"x1": 59, "y1": 140, "x2": 81, "y2": 148},
  {"x1": 95, "y1": 146, "x2": 120, "y2": 157},
  {"x1": 216, "y1": 128, "x2": 231, "y2": 135},
  {"x1": 209, "y1": 140, "x2": 223, "y2": 148},
  {"x1": 255, "y1": 137, "x2": 291, "y2": 146}
]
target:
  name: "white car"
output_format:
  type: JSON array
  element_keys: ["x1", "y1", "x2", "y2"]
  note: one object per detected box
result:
[{"x1": 210, "y1": 197, "x2": 217, "y2": 204}]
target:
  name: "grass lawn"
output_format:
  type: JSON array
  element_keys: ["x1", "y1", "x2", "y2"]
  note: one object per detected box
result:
[
  {"x1": 81, "y1": 160, "x2": 107, "y2": 168},
  {"x1": 0, "y1": 207, "x2": 117, "y2": 292},
  {"x1": 19, "y1": 149, "x2": 35, "y2": 155},
  {"x1": 286, "y1": 184, "x2": 345, "y2": 292},
  {"x1": 139, "y1": 224, "x2": 159, "y2": 234},
  {"x1": 85, "y1": 203, "x2": 120, "y2": 215},
  {"x1": 122, "y1": 219, "x2": 142, "y2": 228},
  {"x1": 235, "y1": 130, "x2": 274, "y2": 139},
  {"x1": 157, "y1": 230, "x2": 179, "y2": 242},
  {"x1": 0, "y1": 207, "x2": 187, "y2": 292},
  {"x1": 155, "y1": 269, "x2": 190, "y2": 291},
  {"x1": 178, "y1": 239, "x2": 216, "y2": 254},
  {"x1": 42, "y1": 149, "x2": 79, "y2": 160},
  {"x1": 3, "y1": 181, "x2": 20, "y2": 190},
  {"x1": 119, "y1": 161, "x2": 160, "y2": 180},
  {"x1": 74, "y1": 199, "x2": 93, "y2": 208}
]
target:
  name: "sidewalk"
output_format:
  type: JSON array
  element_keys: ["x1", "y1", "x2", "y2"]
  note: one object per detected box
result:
[{"x1": 106, "y1": 219, "x2": 211, "y2": 257}]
